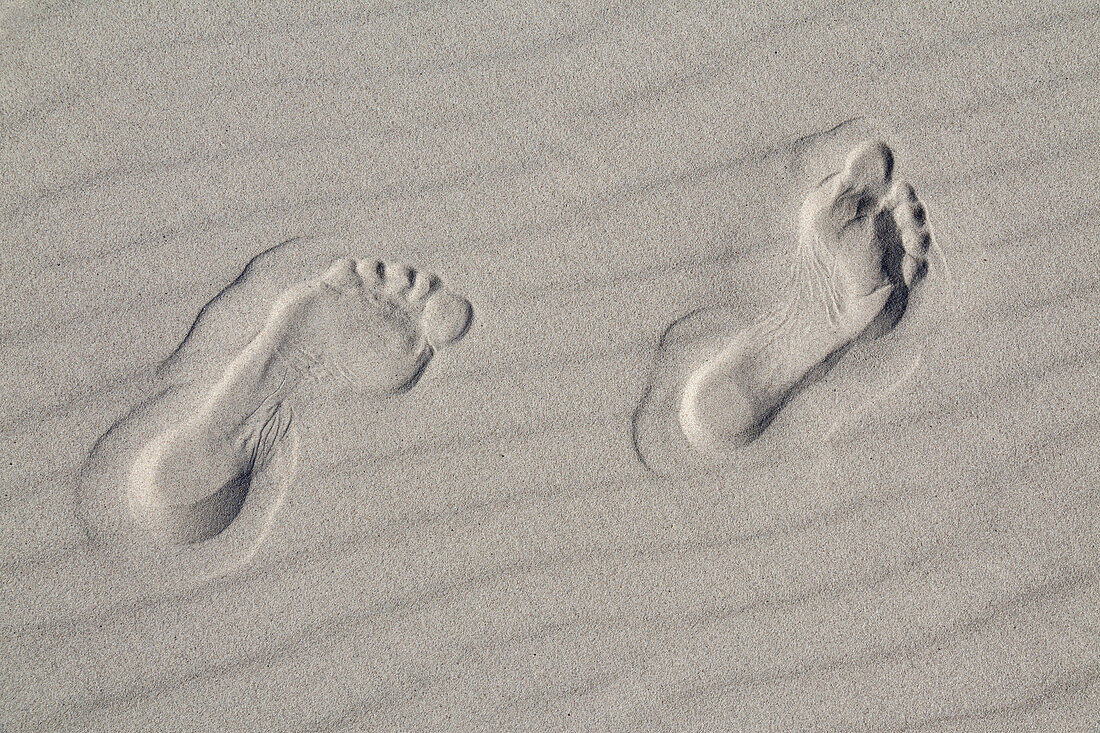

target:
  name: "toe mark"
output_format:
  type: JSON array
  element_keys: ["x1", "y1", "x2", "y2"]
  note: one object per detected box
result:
[{"x1": 915, "y1": 231, "x2": 932, "y2": 253}]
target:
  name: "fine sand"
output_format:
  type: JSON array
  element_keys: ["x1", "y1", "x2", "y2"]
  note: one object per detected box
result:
[{"x1": 2, "y1": 2, "x2": 1098, "y2": 731}]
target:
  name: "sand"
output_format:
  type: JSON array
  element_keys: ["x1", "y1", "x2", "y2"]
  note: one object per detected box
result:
[{"x1": 1, "y1": 1, "x2": 1098, "y2": 731}]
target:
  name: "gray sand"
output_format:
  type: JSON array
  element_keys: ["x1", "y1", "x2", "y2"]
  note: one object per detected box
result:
[{"x1": 2, "y1": 2, "x2": 1098, "y2": 731}]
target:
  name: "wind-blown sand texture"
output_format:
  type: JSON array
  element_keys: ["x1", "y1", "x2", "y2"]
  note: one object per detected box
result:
[{"x1": 2, "y1": 2, "x2": 1098, "y2": 731}]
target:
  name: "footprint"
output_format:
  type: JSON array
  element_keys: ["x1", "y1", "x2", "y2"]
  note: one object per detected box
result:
[
  {"x1": 634, "y1": 139, "x2": 933, "y2": 469},
  {"x1": 125, "y1": 257, "x2": 472, "y2": 546},
  {"x1": 76, "y1": 246, "x2": 473, "y2": 574}
]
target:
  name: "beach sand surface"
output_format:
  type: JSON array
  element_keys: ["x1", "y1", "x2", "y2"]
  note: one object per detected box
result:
[{"x1": 1, "y1": 1, "x2": 1098, "y2": 731}]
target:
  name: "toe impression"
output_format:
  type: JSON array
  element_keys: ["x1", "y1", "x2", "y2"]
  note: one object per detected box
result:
[
  {"x1": 842, "y1": 140, "x2": 894, "y2": 191},
  {"x1": 421, "y1": 290, "x2": 473, "y2": 347}
]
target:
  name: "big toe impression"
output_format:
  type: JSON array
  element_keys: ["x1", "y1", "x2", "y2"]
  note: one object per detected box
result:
[
  {"x1": 321, "y1": 258, "x2": 363, "y2": 290},
  {"x1": 842, "y1": 139, "x2": 894, "y2": 191},
  {"x1": 421, "y1": 289, "x2": 472, "y2": 347}
]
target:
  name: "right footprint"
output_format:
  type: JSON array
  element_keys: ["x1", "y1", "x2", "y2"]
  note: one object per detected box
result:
[{"x1": 638, "y1": 140, "x2": 933, "y2": 466}]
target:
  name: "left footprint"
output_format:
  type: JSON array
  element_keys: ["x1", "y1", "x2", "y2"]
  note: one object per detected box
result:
[{"x1": 79, "y1": 251, "x2": 472, "y2": 560}]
